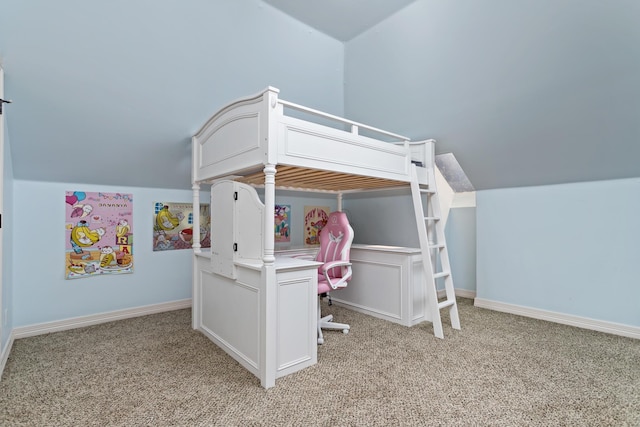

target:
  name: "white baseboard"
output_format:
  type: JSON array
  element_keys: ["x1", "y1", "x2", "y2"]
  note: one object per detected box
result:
[
  {"x1": 454, "y1": 289, "x2": 476, "y2": 299},
  {"x1": 474, "y1": 298, "x2": 640, "y2": 340},
  {"x1": 12, "y1": 299, "x2": 192, "y2": 340}
]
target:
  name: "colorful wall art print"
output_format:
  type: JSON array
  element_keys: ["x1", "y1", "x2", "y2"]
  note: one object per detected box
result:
[
  {"x1": 153, "y1": 202, "x2": 211, "y2": 251},
  {"x1": 65, "y1": 191, "x2": 133, "y2": 279},
  {"x1": 274, "y1": 204, "x2": 291, "y2": 243},
  {"x1": 304, "y1": 206, "x2": 330, "y2": 246}
]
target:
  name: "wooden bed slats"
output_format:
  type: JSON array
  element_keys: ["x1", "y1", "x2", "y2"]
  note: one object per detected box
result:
[{"x1": 236, "y1": 165, "x2": 409, "y2": 192}]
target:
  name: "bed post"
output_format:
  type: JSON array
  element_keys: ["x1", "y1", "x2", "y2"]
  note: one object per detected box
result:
[
  {"x1": 263, "y1": 164, "x2": 276, "y2": 264},
  {"x1": 261, "y1": 163, "x2": 277, "y2": 388},
  {"x1": 260, "y1": 89, "x2": 278, "y2": 388}
]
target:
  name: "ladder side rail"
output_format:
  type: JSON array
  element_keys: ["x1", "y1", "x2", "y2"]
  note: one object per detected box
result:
[
  {"x1": 410, "y1": 165, "x2": 445, "y2": 338},
  {"x1": 426, "y1": 168, "x2": 461, "y2": 331}
]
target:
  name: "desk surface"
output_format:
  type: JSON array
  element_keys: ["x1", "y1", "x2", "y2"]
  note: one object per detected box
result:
[
  {"x1": 276, "y1": 244, "x2": 421, "y2": 255},
  {"x1": 196, "y1": 244, "x2": 421, "y2": 264},
  {"x1": 215, "y1": 254, "x2": 322, "y2": 272}
]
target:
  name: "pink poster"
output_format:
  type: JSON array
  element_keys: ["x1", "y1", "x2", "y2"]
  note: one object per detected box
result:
[
  {"x1": 65, "y1": 191, "x2": 134, "y2": 279},
  {"x1": 275, "y1": 204, "x2": 291, "y2": 243},
  {"x1": 304, "y1": 206, "x2": 329, "y2": 246}
]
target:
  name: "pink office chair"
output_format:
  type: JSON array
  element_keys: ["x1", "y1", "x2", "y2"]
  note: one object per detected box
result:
[{"x1": 315, "y1": 211, "x2": 354, "y2": 344}]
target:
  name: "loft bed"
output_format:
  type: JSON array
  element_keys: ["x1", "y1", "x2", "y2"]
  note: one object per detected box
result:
[
  {"x1": 190, "y1": 87, "x2": 436, "y2": 389},
  {"x1": 192, "y1": 86, "x2": 432, "y2": 191}
]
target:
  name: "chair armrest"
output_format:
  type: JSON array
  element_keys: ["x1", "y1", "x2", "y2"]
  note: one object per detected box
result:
[
  {"x1": 321, "y1": 261, "x2": 352, "y2": 290},
  {"x1": 321, "y1": 260, "x2": 351, "y2": 272}
]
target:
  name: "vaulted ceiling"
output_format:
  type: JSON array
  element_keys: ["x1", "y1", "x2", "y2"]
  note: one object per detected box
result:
[
  {"x1": 1, "y1": 1, "x2": 638, "y2": 191},
  {"x1": 262, "y1": 0, "x2": 418, "y2": 41}
]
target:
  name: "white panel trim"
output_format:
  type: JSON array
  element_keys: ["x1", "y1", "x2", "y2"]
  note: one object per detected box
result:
[
  {"x1": 12, "y1": 299, "x2": 192, "y2": 339},
  {"x1": 451, "y1": 191, "x2": 476, "y2": 208},
  {"x1": 198, "y1": 323, "x2": 259, "y2": 373},
  {"x1": 199, "y1": 112, "x2": 261, "y2": 169},
  {"x1": 343, "y1": 258, "x2": 404, "y2": 321},
  {"x1": 474, "y1": 298, "x2": 640, "y2": 339}
]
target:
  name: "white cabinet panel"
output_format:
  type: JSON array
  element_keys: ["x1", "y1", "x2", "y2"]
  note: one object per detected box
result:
[{"x1": 332, "y1": 245, "x2": 431, "y2": 326}]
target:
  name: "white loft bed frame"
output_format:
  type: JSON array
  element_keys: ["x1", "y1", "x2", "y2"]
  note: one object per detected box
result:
[{"x1": 190, "y1": 87, "x2": 436, "y2": 388}]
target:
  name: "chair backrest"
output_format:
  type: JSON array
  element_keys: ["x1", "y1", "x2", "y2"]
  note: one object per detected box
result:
[{"x1": 316, "y1": 211, "x2": 354, "y2": 280}]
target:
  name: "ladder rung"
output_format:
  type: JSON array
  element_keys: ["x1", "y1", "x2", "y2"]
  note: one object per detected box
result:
[
  {"x1": 429, "y1": 243, "x2": 445, "y2": 249},
  {"x1": 420, "y1": 188, "x2": 436, "y2": 194},
  {"x1": 433, "y1": 271, "x2": 450, "y2": 279},
  {"x1": 438, "y1": 299, "x2": 456, "y2": 310},
  {"x1": 424, "y1": 216, "x2": 440, "y2": 221}
]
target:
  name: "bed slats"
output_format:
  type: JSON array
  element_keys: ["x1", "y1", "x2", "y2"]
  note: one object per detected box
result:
[{"x1": 236, "y1": 165, "x2": 409, "y2": 192}]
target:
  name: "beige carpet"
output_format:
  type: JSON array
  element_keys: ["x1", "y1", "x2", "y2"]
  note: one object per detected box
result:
[{"x1": 1, "y1": 298, "x2": 638, "y2": 426}]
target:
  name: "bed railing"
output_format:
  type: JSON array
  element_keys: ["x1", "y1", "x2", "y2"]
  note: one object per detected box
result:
[
  {"x1": 278, "y1": 98, "x2": 433, "y2": 170},
  {"x1": 278, "y1": 99, "x2": 410, "y2": 143},
  {"x1": 392, "y1": 139, "x2": 435, "y2": 171}
]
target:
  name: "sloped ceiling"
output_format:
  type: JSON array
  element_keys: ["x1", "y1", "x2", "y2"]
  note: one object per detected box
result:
[
  {"x1": 262, "y1": 0, "x2": 418, "y2": 41},
  {"x1": 0, "y1": 1, "x2": 347, "y2": 190},
  {"x1": 342, "y1": 0, "x2": 640, "y2": 190},
  {"x1": 1, "y1": 0, "x2": 639, "y2": 191}
]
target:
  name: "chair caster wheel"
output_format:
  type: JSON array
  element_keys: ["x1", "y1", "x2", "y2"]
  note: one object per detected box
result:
[
  {"x1": 317, "y1": 338, "x2": 324, "y2": 345},
  {"x1": 342, "y1": 329, "x2": 349, "y2": 334}
]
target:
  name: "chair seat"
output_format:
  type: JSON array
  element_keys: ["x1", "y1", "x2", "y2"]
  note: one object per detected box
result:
[{"x1": 317, "y1": 277, "x2": 333, "y2": 294}]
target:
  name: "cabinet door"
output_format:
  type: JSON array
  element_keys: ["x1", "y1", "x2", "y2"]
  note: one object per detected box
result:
[
  {"x1": 235, "y1": 183, "x2": 264, "y2": 263},
  {"x1": 210, "y1": 181, "x2": 265, "y2": 279},
  {"x1": 211, "y1": 181, "x2": 235, "y2": 279}
]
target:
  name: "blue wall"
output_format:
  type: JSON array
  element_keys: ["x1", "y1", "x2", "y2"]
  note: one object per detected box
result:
[
  {"x1": 344, "y1": 191, "x2": 418, "y2": 247},
  {"x1": 477, "y1": 178, "x2": 640, "y2": 327},
  {"x1": 272, "y1": 192, "x2": 338, "y2": 250},
  {"x1": 445, "y1": 207, "x2": 476, "y2": 293},
  {"x1": 12, "y1": 181, "x2": 200, "y2": 327},
  {"x1": 344, "y1": 190, "x2": 477, "y2": 294}
]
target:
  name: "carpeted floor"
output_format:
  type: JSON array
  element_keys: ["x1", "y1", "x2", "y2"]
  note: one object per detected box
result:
[{"x1": 1, "y1": 298, "x2": 638, "y2": 426}]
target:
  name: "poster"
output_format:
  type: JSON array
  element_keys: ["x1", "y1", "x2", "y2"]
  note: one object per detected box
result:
[
  {"x1": 275, "y1": 204, "x2": 291, "y2": 243},
  {"x1": 65, "y1": 191, "x2": 133, "y2": 279},
  {"x1": 153, "y1": 202, "x2": 211, "y2": 251},
  {"x1": 304, "y1": 206, "x2": 330, "y2": 246}
]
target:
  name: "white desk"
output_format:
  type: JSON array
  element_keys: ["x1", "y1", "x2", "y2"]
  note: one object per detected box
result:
[
  {"x1": 193, "y1": 243, "x2": 430, "y2": 387},
  {"x1": 336, "y1": 245, "x2": 432, "y2": 326},
  {"x1": 277, "y1": 244, "x2": 432, "y2": 327},
  {"x1": 193, "y1": 251, "x2": 321, "y2": 386}
]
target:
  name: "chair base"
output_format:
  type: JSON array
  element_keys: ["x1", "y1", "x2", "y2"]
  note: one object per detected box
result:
[{"x1": 317, "y1": 304, "x2": 350, "y2": 345}]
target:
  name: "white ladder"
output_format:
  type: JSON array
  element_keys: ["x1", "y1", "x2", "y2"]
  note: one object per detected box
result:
[{"x1": 410, "y1": 164, "x2": 461, "y2": 338}]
